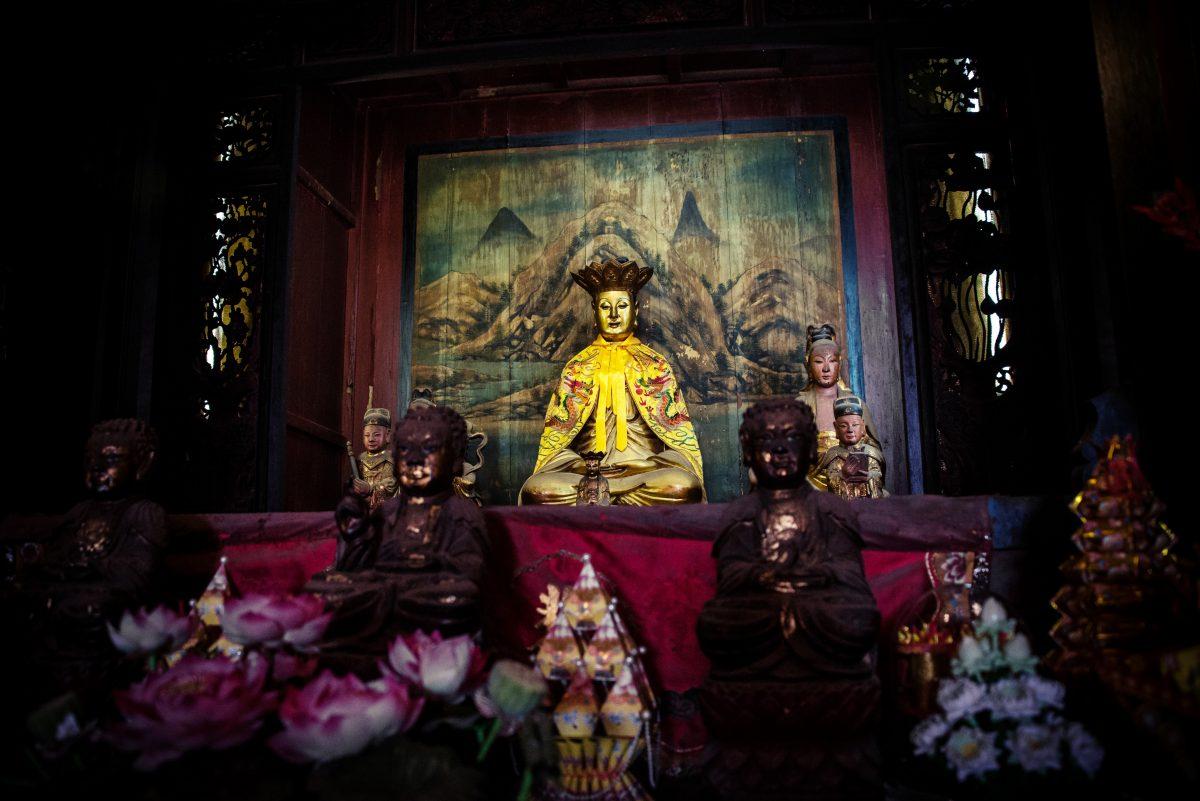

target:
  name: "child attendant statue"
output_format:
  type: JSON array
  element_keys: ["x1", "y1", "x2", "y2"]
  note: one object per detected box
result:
[
  {"x1": 350, "y1": 386, "x2": 398, "y2": 513},
  {"x1": 816, "y1": 395, "x2": 887, "y2": 500}
]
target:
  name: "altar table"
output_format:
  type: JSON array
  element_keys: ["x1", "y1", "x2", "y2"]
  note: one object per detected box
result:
[{"x1": 162, "y1": 496, "x2": 995, "y2": 694}]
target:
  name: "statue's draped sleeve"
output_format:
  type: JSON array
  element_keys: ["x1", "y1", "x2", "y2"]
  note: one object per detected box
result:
[
  {"x1": 711, "y1": 495, "x2": 769, "y2": 595},
  {"x1": 105, "y1": 500, "x2": 168, "y2": 604},
  {"x1": 811, "y1": 493, "x2": 873, "y2": 595},
  {"x1": 533, "y1": 346, "x2": 600, "y2": 473},
  {"x1": 433, "y1": 495, "x2": 489, "y2": 586},
  {"x1": 532, "y1": 341, "x2": 704, "y2": 481}
]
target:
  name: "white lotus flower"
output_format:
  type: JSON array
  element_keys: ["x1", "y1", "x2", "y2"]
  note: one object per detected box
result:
[
  {"x1": 943, "y1": 726, "x2": 1001, "y2": 782},
  {"x1": 1004, "y1": 633, "x2": 1030, "y2": 660},
  {"x1": 976, "y1": 597, "x2": 1015, "y2": 637},
  {"x1": 911, "y1": 714, "x2": 951, "y2": 756},
  {"x1": 988, "y1": 677, "x2": 1043, "y2": 720},
  {"x1": 107, "y1": 606, "x2": 193, "y2": 656},
  {"x1": 1007, "y1": 722, "x2": 1064, "y2": 773},
  {"x1": 937, "y1": 678, "x2": 987, "y2": 722},
  {"x1": 957, "y1": 635, "x2": 985, "y2": 669},
  {"x1": 1025, "y1": 675, "x2": 1066, "y2": 709},
  {"x1": 1001, "y1": 633, "x2": 1039, "y2": 673},
  {"x1": 981, "y1": 598, "x2": 1007, "y2": 626},
  {"x1": 1066, "y1": 722, "x2": 1104, "y2": 777}
]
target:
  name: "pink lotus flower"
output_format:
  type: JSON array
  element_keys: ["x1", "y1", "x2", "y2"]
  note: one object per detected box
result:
[
  {"x1": 109, "y1": 655, "x2": 278, "y2": 770},
  {"x1": 272, "y1": 651, "x2": 318, "y2": 682},
  {"x1": 107, "y1": 606, "x2": 193, "y2": 656},
  {"x1": 384, "y1": 630, "x2": 486, "y2": 699},
  {"x1": 220, "y1": 593, "x2": 332, "y2": 651},
  {"x1": 268, "y1": 670, "x2": 424, "y2": 763}
]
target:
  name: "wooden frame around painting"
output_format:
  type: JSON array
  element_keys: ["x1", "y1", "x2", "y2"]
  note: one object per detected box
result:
[{"x1": 400, "y1": 118, "x2": 861, "y2": 505}]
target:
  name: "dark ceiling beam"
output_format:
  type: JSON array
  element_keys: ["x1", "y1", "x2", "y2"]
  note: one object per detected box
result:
[
  {"x1": 667, "y1": 54, "x2": 683, "y2": 83},
  {"x1": 434, "y1": 72, "x2": 458, "y2": 100},
  {"x1": 268, "y1": 24, "x2": 876, "y2": 87},
  {"x1": 781, "y1": 49, "x2": 808, "y2": 76}
]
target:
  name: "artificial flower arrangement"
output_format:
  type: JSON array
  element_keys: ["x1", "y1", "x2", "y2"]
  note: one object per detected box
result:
[
  {"x1": 909, "y1": 597, "x2": 1104, "y2": 790},
  {"x1": 25, "y1": 588, "x2": 551, "y2": 800}
]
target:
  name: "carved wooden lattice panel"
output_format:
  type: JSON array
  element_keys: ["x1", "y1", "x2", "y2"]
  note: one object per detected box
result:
[
  {"x1": 902, "y1": 56, "x2": 984, "y2": 117},
  {"x1": 915, "y1": 149, "x2": 1020, "y2": 494},
  {"x1": 215, "y1": 106, "x2": 275, "y2": 164},
  {"x1": 193, "y1": 194, "x2": 270, "y2": 511}
]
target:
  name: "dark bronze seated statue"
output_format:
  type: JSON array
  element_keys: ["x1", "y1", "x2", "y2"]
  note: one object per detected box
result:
[
  {"x1": 309, "y1": 404, "x2": 489, "y2": 658},
  {"x1": 7, "y1": 420, "x2": 167, "y2": 695},
  {"x1": 696, "y1": 398, "x2": 882, "y2": 800}
]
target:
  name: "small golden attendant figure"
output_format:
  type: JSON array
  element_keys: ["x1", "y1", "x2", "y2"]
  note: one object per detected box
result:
[
  {"x1": 795, "y1": 323, "x2": 882, "y2": 491},
  {"x1": 817, "y1": 395, "x2": 887, "y2": 500},
  {"x1": 350, "y1": 386, "x2": 398, "y2": 513},
  {"x1": 520, "y1": 257, "x2": 704, "y2": 505}
]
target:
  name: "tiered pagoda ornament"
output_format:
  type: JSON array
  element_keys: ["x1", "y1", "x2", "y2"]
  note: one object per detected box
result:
[
  {"x1": 532, "y1": 555, "x2": 657, "y2": 801},
  {"x1": 1048, "y1": 436, "x2": 1197, "y2": 707},
  {"x1": 166, "y1": 555, "x2": 243, "y2": 664}
]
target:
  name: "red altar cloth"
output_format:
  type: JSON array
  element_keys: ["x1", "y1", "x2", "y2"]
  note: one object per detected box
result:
[{"x1": 188, "y1": 497, "x2": 991, "y2": 693}]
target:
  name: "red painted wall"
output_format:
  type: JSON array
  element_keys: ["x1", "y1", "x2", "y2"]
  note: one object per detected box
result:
[{"x1": 284, "y1": 87, "x2": 357, "y2": 511}]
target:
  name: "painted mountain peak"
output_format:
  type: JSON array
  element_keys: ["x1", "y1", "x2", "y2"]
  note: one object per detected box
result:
[
  {"x1": 443, "y1": 199, "x2": 807, "y2": 404},
  {"x1": 671, "y1": 190, "x2": 718, "y2": 244},
  {"x1": 476, "y1": 206, "x2": 538, "y2": 250}
]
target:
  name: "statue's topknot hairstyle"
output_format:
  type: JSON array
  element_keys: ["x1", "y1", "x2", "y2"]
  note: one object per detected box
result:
[
  {"x1": 87, "y1": 418, "x2": 159, "y2": 470},
  {"x1": 570, "y1": 257, "x2": 653, "y2": 299},
  {"x1": 395, "y1": 405, "x2": 469, "y2": 474},
  {"x1": 806, "y1": 323, "x2": 840, "y2": 356},
  {"x1": 739, "y1": 397, "x2": 818, "y2": 468}
]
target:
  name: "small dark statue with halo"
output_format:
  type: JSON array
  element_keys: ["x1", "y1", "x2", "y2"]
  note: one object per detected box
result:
[{"x1": 696, "y1": 397, "x2": 882, "y2": 801}]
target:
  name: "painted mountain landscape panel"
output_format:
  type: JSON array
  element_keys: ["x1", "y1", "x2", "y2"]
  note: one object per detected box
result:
[{"x1": 410, "y1": 128, "x2": 849, "y2": 504}]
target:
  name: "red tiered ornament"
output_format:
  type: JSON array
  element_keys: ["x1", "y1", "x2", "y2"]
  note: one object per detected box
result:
[{"x1": 1048, "y1": 437, "x2": 1197, "y2": 714}]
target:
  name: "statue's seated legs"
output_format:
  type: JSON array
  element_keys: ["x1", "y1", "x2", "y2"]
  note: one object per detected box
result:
[
  {"x1": 521, "y1": 452, "x2": 703, "y2": 506},
  {"x1": 700, "y1": 676, "x2": 882, "y2": 801}
]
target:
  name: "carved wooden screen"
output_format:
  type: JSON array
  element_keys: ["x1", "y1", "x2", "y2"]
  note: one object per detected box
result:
[
  {"x1": 891, "y1": 52, "x2": 1025, "y2": 495},
  {"x1": 170, "y1": 99, "x2": 287, "y2": 512}
]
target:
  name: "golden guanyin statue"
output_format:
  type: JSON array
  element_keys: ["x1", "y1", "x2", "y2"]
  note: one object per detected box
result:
[
  {"x1": 795, "y1": 323, "x2": 883, "y2": 491},
  {"x1": 520, "y1": 258, "x2": 704, "y2": 505}
]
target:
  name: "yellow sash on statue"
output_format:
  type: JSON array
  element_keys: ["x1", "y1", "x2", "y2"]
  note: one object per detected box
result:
[
  {"x1": 533, "y1": 335, "x2": 703, "y2": 480},
  {"x1": 592, "y1": 336, "x2": 638, "y2": 454}
]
